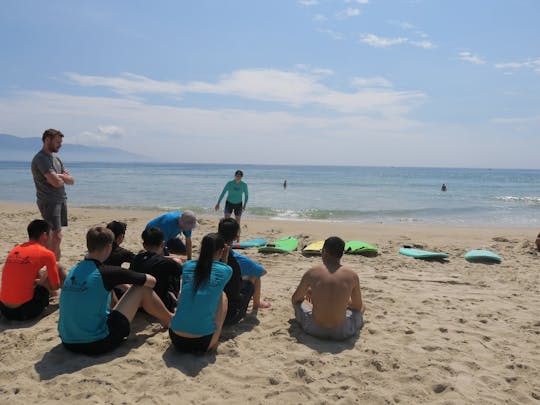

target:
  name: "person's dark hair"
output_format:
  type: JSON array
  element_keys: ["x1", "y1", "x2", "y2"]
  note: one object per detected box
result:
[
  {"x1": 106, "y1": 220, "x2": 127, "y2": 239},
  {"x1": 27, "y1": 219, "x2": 50, "y2": 240},
  {"x1": 42, "y1": 128, "x2": 64, "y2": 142},
  {"x1": 323, "y1": 236, "x2": 345, "y2": 258},
  {"x1": 141, "y1": 227, "x2": 164, "y2": 248},
  {"x1": 234, "y1": 170, "x2": 243, "y2": 177},
  {"x1": 218, "y1": 217, "x2": 239, "y2": 243},
  {"x1": 193, "y1": 233, "x2": 225, "y2": 294},
  {"x1": 86, "y1": 226, "x2": 114, "y2": 252}
]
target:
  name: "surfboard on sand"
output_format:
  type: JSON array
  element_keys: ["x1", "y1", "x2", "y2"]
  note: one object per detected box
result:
[
  {"x1": 464, "y1": 249, "x2": 501, "y2": 264},
  {"x1": 399, "y1": 247, "x2": 449, "y2": 260},
  {"x1": 259, "y1": 237, "x2": 298, "y2": 254},
  {"x1": 344, "y1": 240, "x2": 378, "y2": 256},
  {"x1": 302, "y1": 240, "x2": 324, "y2": 256},
  {"x1": 232, "y1": 238, "x2": 267, "y2": 249}
]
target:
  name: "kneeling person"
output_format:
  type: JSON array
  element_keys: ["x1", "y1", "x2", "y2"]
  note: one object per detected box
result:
[
  {"x1": 0, "y1": 219, "x2": 65, "y2": 321},
  {"x1": 291, "y1": 236, "x2": 366, "y2": 340},
  {"x1": 58, "y1": 226, "x2": 173, "y2": 355}
]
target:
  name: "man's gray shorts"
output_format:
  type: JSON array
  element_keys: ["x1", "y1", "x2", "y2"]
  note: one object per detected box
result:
[
  {"x1": 294, "y1": 302, "x2": 363, "y2": 340},
  {"x1": 37, "y1": 200, "x2": 68, "y2": 231}
]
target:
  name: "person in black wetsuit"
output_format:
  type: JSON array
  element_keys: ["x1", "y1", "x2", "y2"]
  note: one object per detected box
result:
[
  {"x1": 130, "y1": 227, "x2": 183, "y2": 312},
  {"x1": 217, "y1": 218, "x2": 255, "y2": 325},
  {"x1": 104, "y1": 221, "x2": 135, "y2": 267}
]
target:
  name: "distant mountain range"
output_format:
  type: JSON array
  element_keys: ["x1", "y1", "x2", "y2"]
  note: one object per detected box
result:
[{"x1": 0, "y1": 133, "x2": 149, "y2": 162}]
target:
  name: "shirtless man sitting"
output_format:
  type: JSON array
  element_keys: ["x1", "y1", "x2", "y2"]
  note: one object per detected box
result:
[{"x1": 291, "y1": 236, "x2": 366, "y2": 340}]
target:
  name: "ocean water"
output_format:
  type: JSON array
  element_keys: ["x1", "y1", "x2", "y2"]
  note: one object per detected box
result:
[{"x1": 1, "y1": 161, "x2": 539, "y2": 227}]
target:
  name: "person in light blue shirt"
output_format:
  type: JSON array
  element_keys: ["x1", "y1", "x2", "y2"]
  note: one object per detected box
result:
[
  {"x1": 146, "y1": 210, "x2": 198, "y2": 259},
  {"x1": 215, "y1": 170, "x2": 249, "y2": 240},
  {"x1": 169, "y1": 233, "x2": 232, "y2": 353}
]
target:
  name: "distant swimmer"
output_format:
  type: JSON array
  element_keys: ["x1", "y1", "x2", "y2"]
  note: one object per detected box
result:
[
  {"x1": 283, "y1": 179, "x2": 287, "y2": 189},
  {"x1": 441, "y1": 183, "x2": 447, "y2": 192}
]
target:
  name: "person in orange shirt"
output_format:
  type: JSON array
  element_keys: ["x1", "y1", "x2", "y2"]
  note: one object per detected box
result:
[{"x1": 0, "y1": 219, "x2": 65, "y2": 321}]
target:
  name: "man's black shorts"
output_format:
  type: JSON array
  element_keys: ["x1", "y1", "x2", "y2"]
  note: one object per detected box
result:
[
  {"x1": 0, "y1": 285, "x2": 50, "y2": 321},
  {"x1": 62, "y1": 310, "x2": 131, "y2": 355}
]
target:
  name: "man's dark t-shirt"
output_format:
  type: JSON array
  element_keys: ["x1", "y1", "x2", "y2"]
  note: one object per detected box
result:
[
  {"x1": 130, "y1": 252, "x2": 182, "y2": 311},
  {"x1": 104, "y1": 242, "x2": 135, "y2": 267}
]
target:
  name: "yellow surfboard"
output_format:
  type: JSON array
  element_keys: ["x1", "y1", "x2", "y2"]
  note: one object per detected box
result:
[{"x1": 302, "y1": 240, "x2": 324, "y2": 255}]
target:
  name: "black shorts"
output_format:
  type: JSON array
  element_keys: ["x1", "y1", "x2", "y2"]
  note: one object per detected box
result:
[
  {"x1": 224, "y1": 280, "x2": 254, "y2": 325},
  {"x1": 169, "y1": 329, "x2": 212, "y2": 353},
  {"x1": 62, "y1": 310, "x2": 130, "y2": 355},
  {"x1": 166, "y1": 237, "x2": 186, "y2": 255},
  {"x1": 37, "y1": 199, "x2": 68, "y2": 230},
  {"x1": 224, "y1": 201, "x2": 243, "y2": 217},
  {"x1": 0, "y1": 285, "x2": 50, "y2": 321}
]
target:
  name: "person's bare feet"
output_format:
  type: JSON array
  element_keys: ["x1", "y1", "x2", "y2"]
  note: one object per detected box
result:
[{"x1": 253, "y1": 300, "x2": 271, "y2": 309}]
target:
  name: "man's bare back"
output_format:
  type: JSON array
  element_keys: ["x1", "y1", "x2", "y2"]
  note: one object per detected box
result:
[{"x1": 292, "y1": 237, "x2": 365, "y2": 333}]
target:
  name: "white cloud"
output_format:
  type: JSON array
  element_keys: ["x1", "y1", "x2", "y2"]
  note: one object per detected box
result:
[
  {"x1": 336, "y1": 7, "x2": 361, "y2": 18},
  {"x1": 459, "y1": 51, "x2": 486, "y2": 65},
  {"x1": 494, "y1": 57, "x2": 540, "y2": 73},
  {"x1": 313, "y1": 13, "x2": 327, "y2": 21},
  {"x1": 63, "y1": 69, "x2": 423, "y2": 116},
  {"x1": 299, "y1": 0, "x2": 319, "y2": 6},
  {"x1": 316, "y1": 28, "x2": 344, "y2": 40},
  {"x1": 346, "y1": 0, "x2": 369, "y2": 3},
  {"x1": 351, "y1": 77, "x2": 393, "y2": 88},
  {"x1": 0, "y1": 90, "x2": 425, "y2": 164},
  {"x1": 411, "y1": 40, "x2": 435, "y2": 49},
  {"x1": 71, "y1": 125, "x2": 126, "y2": 146},
  {"x1": 360, "y1": 33, "x2": 408, "y2": 48},
  {"x1": 491, "y1": 115, "x2": 540, "y2": 124}
]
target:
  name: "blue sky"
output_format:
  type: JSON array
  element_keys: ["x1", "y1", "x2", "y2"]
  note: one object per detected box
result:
[{"x1": 1, "y1": 0, "x2": 539, "y2": 168}]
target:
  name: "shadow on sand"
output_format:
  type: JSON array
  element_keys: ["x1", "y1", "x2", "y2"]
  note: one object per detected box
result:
[{"x1": 287, "y1": 319, "x2": 360, "y2": 354}]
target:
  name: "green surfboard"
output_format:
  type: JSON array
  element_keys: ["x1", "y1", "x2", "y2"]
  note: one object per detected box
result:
[
  {"x1": 344, "y1": 240, "x2": 378, "y2": 256},
  {"x1": 259, "y1": 237, "x2": 298, "y2": 254}
]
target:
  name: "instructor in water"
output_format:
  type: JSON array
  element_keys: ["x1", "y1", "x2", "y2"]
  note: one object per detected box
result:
[{"x1": 215, "y1": 170, "x2": 249, "y2": 241}]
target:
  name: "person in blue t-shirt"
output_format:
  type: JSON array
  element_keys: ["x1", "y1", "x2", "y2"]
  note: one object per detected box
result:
[
  {"x1": 58, "y1": 226, "x2": 173, "y2": 355},
  {"x1": 146, "y1": 210, "x2": 198, "y2": 260},
  {"x1": 169, "y1": 233, "x2": 232, "y2": 353}
]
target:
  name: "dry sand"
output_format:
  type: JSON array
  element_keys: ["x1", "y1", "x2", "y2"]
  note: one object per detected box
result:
[{"x1": 0, "y1": 203, "x2": 539, "y2": 404}]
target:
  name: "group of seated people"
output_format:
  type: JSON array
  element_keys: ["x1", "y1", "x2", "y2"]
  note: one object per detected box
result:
[{"x1": 0, "y1": 211, "x2": 368, "y2": 356}]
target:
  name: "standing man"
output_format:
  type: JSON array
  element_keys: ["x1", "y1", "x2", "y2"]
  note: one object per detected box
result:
[
  {"x1": 291, "y1": 236, "x2": 366, "y2": 340},
  {"x1": 31, "y1": 129, "x2": 74, "y2": 260},
  {"x1": 145, "y1": 210, "x2": 198, "y2": 260}
]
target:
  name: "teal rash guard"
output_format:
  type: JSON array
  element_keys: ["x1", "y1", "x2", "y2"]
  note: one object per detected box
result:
[{"x1": 217, "y1": 180, "x2": 249, "y2": 206}]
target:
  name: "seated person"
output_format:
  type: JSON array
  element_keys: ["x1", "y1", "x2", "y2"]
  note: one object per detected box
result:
[
  {"x1": 291, "y1": 236, "x2": 366, "y2": 340},
  {"x1": 0, "y1": 219, "x2": 65, "y2": 321},
  {"x1": 130, "y1": 227, "x2": 183, "y2": 312},
  {"x1": 217, "y1": 218, "x2": 255, "y2": 325},
  {"x1": 146, "y1": 210, "x2": 198, "y2": 259},
  {"x1": 169, "y1": 233, "x2": 231, "y2": 353},
  {"x1": 536, "y1": 233, "x2": 540, "y2": 251},
  {"x1": 231, "y1": 250, "x2": 271, "y2": 309},
  {"x1": 58, "y1": 226, "x2": 172, "y2": 355},
  {"x1": 104, "y1": 220, "x2": 135, "y2": 267}
]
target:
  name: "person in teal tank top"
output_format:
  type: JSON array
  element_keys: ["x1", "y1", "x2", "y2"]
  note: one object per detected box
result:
[
  {"x1": 214, "y1": 170, "x2": 249, "y2": 240},
  {"x1": 169, "y1": 233, "x2": 232, "y2": 353}
]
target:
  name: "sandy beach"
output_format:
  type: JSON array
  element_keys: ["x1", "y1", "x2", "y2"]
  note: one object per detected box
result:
[{"x1": 0, "y1": 202, "x2": 539, "y2": 404}]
